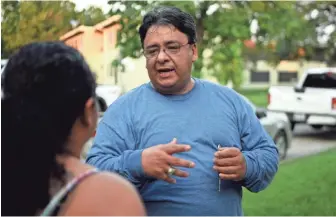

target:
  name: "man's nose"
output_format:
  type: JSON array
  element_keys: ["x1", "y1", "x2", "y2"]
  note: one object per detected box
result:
[{"x1": 157, "y1": 49, "x2": 170, "y2": 63}]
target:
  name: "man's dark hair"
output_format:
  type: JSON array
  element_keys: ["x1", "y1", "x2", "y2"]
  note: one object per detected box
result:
[
  {"x1": 138, "y1": 6, "x2": 197, "y2": 46},
  {"x1": 1, "y1": 41, "x2": 96, "y2": 215}
]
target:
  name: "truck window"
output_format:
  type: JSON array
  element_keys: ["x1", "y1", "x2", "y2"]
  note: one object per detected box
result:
[{"x1": 302, "y1": 72, "x2": 336, "y2": 89}]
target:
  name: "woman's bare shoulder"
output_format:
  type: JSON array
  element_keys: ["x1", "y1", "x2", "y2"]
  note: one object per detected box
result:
[{"x1": 62, "y1": 171, "x2": 146, "y2": 216}]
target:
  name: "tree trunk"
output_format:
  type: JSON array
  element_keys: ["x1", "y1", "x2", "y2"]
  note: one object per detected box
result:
[{"x1": 193, "y1": 1, "x2": 209, "y2": 78}]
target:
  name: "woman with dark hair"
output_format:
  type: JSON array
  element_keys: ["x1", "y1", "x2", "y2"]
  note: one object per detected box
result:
[{"x1": 1, "y1": 41, "x2": 146, "y2": 216}]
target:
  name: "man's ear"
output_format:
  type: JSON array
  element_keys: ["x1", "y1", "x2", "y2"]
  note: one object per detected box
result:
[{"x1": 191, "y1": 44, "x2": 198, "y2": 62}]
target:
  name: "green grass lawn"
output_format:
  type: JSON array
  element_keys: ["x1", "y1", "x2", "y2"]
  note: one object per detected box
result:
[
  {"x1": 236, "y1": 88, "x2": 269, "y2": 108},
  {"x1": 243, "y1": 149, "x2": 336, "y2": 216}
]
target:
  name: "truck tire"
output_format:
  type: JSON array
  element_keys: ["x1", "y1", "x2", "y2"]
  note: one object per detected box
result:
[
  {"x1": 274, "y1": 130, "x2": 288, "y2": 160},
  {"x1": 97, "y1": 97, "x2": 107, "y2": 112},
  {"x1": 290, "y1": 121, "x2": 296, "y2": 131}
]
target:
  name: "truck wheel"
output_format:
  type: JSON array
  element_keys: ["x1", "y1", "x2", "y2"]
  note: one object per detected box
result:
[
  {"x1": 274, "y1": 130, "x2": 288, "y2": 160},
  {"x1": 310, "y1": 125, "x2": 323, "y2": 130},
  {"x1": 290, "y1": 121, "x2": 296, "y2": 131}
]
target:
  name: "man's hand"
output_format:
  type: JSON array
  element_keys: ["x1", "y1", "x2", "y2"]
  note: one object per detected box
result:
[
  {"x1": 213, "y1": 147, "x2": 246, "y2": 181},
  {"x1": 141, "y1": 138, "x2": 195, "y2": 184}
]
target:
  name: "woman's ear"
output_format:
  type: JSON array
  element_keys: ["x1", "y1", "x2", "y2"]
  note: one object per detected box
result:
[{"x1": 81, "y1": 97, "x2": 97, "y2": 127}]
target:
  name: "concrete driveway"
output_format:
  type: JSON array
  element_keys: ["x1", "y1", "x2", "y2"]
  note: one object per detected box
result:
[{"x1": 285, "y1": 124, "x2": 336, "y2": 161}]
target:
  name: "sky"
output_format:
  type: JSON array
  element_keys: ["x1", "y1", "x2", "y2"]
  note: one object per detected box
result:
[{"x1": 72, "y1": 0, "x2": 110, "y2": 13}]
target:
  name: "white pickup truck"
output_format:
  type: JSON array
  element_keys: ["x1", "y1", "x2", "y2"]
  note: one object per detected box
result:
[{"x1": 267, "y1": 67, "x2": 336, "y2": 131}]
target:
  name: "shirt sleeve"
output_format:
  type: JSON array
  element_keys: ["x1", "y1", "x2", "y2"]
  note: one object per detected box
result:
[
  {"x1": 85, "y1": 98, "x2": 148, "y2": 189},
  {"x1": 236, "y1": 94, "x2": 280, "y2": 193}
]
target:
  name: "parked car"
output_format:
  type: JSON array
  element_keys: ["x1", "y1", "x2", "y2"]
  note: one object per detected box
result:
[
  {"x1": 268, "y1": 67, "x2": 336, "y2": 131},
  {"x1": 241, "y1": 95, "x2": 293, "y2": 160},
  {"x1": 95, "y1": 84, "x2": 122, "y2": 112}
]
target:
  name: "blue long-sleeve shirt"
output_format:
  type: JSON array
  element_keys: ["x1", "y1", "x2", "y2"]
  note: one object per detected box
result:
[{"x1": 86, "y1": 78, "x2": 279, "y2": 216}]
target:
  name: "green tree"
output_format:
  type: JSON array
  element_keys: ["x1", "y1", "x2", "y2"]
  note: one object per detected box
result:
[
  {"x1": 302, "y1": 1, "x2": 336, "y2": 65},
  {"x1": 252, "y1": 2, "x2": 315, "y2": 63},
  {"x1": 107, "y1": 1, "x2": 319, "y2": 88},
  {"x1": 1, "y1": 0, "x2": 108, "y2": 58},
  {"x1": 247, "y1": 1, "x2": 336, "y2": 66},
  {"x1": 108, "y1": 1, "x2": 248, "y2": 87},
  {"x1": 1, "y1": 1, "x2": 78, "y2": 56},
  {"x1": 1, "y1": 0, "x2": 20, "y2": 58},
  {"x1": 77, "y1": 6, "x2": 108, "y2": 26}
]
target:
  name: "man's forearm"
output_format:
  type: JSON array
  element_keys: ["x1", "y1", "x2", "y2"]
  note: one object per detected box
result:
[
  {"x1": 242, "y1": 146, "x2": 279, "y2": 192},
  {"x1": 86, "y1": 149, "x2": 147, "y2": 188}
]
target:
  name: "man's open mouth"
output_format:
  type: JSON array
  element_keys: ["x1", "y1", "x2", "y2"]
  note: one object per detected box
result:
[{"x1": 157, "y1": 68, "x2": 175, "y2": 73}]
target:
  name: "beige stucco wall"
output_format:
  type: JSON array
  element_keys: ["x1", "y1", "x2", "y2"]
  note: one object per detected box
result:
[{"x1": 203, "y1": 60, "x2": 327, "y2": 88}]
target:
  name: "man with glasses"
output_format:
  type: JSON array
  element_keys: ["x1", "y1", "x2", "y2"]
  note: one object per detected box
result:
[{"x1": 87, "y1": 6, "x2": 279, "y2": 216}]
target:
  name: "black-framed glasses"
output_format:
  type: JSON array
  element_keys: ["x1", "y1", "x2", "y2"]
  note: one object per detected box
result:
[{"x1": 143, "y1": 42, "x2": 191, "y2": 59}]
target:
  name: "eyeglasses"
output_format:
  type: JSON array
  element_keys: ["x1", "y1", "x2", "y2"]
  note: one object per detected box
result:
[{"x1": 143, "y1": 42, "x2": 191, "y2": 59}]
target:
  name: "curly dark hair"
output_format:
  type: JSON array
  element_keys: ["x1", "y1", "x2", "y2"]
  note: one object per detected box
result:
[
  {"x1": 1, "y1": 41, "x2": 97, "y2": 215},
  {"x1": 139, "y1": 6, "x2": 197, "y2": 47}
]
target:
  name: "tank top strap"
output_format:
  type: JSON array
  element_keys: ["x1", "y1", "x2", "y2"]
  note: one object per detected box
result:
[{"x1": 40, "y1": 168, "x2": 100, "y2": 216}]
